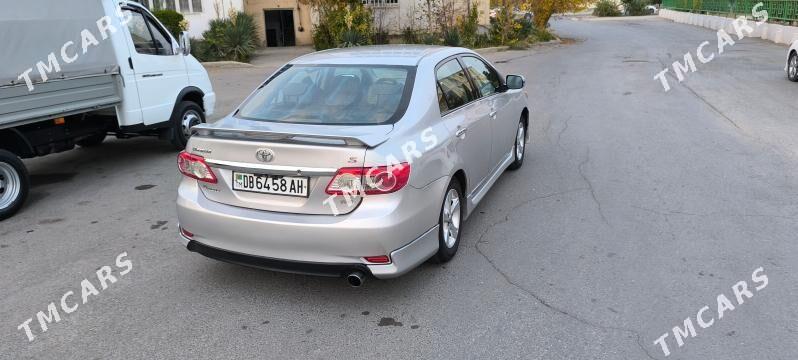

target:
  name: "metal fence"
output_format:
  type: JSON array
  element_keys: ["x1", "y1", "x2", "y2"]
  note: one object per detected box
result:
[{"x1": 661, "y1": 0, "x2": 798, "y2": 21}]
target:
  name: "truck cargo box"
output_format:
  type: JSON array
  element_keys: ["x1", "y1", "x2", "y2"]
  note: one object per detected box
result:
[{"x1": 0, "y1": 0, "x2": 121, "y2": 129}]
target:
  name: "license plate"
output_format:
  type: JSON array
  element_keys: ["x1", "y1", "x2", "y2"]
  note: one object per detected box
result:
[{"x1": 232, "y1": 172, "x2": 309, "y2": 197}]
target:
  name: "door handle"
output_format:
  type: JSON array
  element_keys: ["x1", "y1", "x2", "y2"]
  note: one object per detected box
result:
[
  {"x1": 142, "y1": 73, "x2": 163, "y2": 78},
  {"x1": 489, "y1": 110, "x2": 498, "y2": 118},
  {"x1": 456, "y1": 127, "x2": 468, "y2": 138}
]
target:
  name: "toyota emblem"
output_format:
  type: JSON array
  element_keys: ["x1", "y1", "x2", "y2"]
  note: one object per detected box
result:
[{"x1": 255, "y1": 149, "x2": 275, "y2": 163}]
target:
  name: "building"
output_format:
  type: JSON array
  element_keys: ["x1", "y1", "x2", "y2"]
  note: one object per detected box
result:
[
  {"x1": 365, "y1": 0, "x2": 490, "y2": 35},
  {"x1": 137, "y1": 0, "x2": 489, "y2": 47},
  {"x1": 134, "y1": 0, "x2": 244, "y2": 38},
  {"x1": 244, "y1": 0, "x2": 314, "y2": 47}
]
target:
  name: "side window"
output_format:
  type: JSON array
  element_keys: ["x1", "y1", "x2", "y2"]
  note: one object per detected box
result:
[
  {"x1": 435, "y1": 59, "x2": 475, "y2": 111},
  {"x1": 461, "y1": 56, "x2": 502, "y2": 97},
  {"x1": 125, "y1": 10, "x2": 174, "y2": 55},
  {"x1": 436, "y1": 84, "x2": 448, "y2": 113},
  {"x1": 145, "y1": 15, "x2": 174, "y2": 55},
  {"x1": 126, "y1": 11, "x2": 157, "y2": 55}
]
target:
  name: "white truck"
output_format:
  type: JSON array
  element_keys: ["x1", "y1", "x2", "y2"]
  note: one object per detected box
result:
[{"x1": 0, "y1": 0, "x2": 216, "y2": 220}]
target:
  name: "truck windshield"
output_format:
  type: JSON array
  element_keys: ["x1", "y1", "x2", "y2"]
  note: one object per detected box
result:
[{"x1": 236, "y1": 65, "x2": 414, "y2": 125}]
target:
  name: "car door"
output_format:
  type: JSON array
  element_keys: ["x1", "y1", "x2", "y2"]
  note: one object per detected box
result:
[
  {"x1": 435, "y1": 58, "x2": 493, "y2": 195},
  {"x1": 123, "y1": 7, "x2": 188, "y2": 126},
  {"x1": 460, "y1": 56, "x2": 514, "y2": 167}
]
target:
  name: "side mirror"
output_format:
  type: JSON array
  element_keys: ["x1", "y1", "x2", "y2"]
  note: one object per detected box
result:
[
  {"x1": 506, "y1": 75, "x2": 525, "y2": 90},
  {"x1": 179, "y1": 31, "x2": 191, "y2": 56}
]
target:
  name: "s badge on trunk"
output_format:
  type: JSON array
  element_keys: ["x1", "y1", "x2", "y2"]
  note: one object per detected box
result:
[{"x1": 256, "y1": 149, "x2": 275, "y2": 163}]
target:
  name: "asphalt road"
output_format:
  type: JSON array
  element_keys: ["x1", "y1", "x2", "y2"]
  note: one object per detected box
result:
[{"x1": 2, "y1": 16, "x2": 798, "y2": 359}]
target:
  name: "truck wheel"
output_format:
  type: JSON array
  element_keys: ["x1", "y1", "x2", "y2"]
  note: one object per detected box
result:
[
  {"x1": 76, "y1": 131, "x2": 107, "y2": 147},
  {"x1": 0, "y1": 150, "x2": 29, "y2": 221},
  {"x1": 170, "y1": 101, "x2": 205, "y2": 150}
]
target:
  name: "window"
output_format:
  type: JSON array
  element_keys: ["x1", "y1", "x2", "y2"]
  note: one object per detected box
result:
[
  {"x1": 125, "y1": 10, "x2": 174, "y2": 55},
  {"x1": 191, "y1": 0, "x2": 203, "y2": 12},
  {"x1": 148, "y1": 14, "x2": 175, "y2": 53},
  {"x1": 437, "y1": 84, "x2": 448, "y2": 113},
  {"x1": 126, "y1": 11, "x2": 158, "y2": 55},
  {"x1": 362, "y1": 0, "x2": 399, "y2": 5},
  {"x1": 436, "y1": 59, "x2": 475, "y2": 111},
  {"x1": 237, "y1": 65, "x2": 414, "y2": 125},
  {"x1": 461, "y1": 56, "x2": 502, "y2": 97},
  {"x1": 137, "y1": 0, "x2": 201, "y2": 13}
]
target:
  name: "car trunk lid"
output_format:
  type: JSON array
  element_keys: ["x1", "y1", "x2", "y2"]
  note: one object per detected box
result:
[{"x1": 187, "y1": 118, "x2": 392, "y2": 215}]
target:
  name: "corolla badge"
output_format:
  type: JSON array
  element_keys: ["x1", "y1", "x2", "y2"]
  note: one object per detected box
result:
[{"x1": 256, "y1": 148, "x2": 275, "y2": 163}]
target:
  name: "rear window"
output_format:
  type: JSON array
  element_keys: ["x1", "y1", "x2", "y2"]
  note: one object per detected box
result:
[{"x1": 236, "y1": 65, "x2": 415, "y2": 125}]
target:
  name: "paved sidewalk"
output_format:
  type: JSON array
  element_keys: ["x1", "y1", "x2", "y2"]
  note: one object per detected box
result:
[{"x1": 249, "y1": 45, "x2": 315, "y2": 67}]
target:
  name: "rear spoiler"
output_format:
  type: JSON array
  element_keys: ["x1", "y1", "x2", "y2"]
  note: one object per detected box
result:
[{"x1": 192, "y1": 126, "x2": 389, "y2": 148}]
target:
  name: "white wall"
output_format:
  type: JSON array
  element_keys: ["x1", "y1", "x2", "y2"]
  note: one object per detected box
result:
[
  {"x1": 659, "y1": 9, "x2": 798, "y2": 46},
  {"x1": 371, "y1": 0, "x2": 490, "y2": 35},
  {"x1": 184, "y1": 0, "x2": 244, "y2": 38}
]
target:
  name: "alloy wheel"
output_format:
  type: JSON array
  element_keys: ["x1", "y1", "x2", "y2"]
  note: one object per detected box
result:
[
  {"x1": 442, "y1": 188, "x2": 461, "y2": 248},
  {"x1": 516, "y1": 122, "x2": 526, "y2": 161}
]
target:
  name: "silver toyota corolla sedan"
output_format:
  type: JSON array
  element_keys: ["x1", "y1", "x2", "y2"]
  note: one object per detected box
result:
[{"x1": 176, "y1": 45, "x2": 529, "y2": 286}]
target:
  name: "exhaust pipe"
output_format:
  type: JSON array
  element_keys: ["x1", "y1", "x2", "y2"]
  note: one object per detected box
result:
[{"x1": 347, "y1": 271, "x2": 365, "y2": 287}]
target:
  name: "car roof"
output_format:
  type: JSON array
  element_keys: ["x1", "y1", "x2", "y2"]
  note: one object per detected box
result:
[{"x1": 289, "y1": 45, "x2": 472, "y2": 66}]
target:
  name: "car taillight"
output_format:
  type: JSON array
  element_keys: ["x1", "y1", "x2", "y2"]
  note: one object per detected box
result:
[
  {"x1": 325, "y1": 163, "x2": 410, "y2": 195},
  {"x1": 363, "y1": 255, "x2": 391, "y2": 264},
  {"x1": 179, "y1": 226, "x2": 194, "y2": 239},
  {"x1": 177, "y1": 151, "x2": 217, "y2": 184}
]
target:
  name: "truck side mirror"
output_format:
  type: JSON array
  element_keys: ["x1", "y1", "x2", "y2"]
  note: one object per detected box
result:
[
  {"x1": 506, "y1": 75, "x2": 525, "y2": 90},
  {"x1": 179, "y1": 31, "x2": 191, "y2": 56}
]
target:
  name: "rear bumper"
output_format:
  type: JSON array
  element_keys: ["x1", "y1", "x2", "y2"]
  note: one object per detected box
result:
[
  {"x1": 186, "y1": 240, "x2": 369, "y2": 277},
  {"x1": 182, "y1": 225, "x2": 439, "y2": 279},
  {"x1": 176, "y1": 176, "x2": 447, "y2": 279}
]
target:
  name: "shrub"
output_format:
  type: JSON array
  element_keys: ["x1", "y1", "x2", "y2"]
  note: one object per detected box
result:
[
  {"x1": 340, "y1": 29, "x2": 367, "y2": 47},
  {"x1": 422, "y1": 32, "x2": 439, "y2": 45},
  {"x1": 200, "y1": 12, "x2": 259, "y2": 62},
  {"x1": 474, "y1": 33, "x2": 492, "y2": 48},
  {"x1": 372, "y1": 30, "x2": 390, "y2": 45},
  {"x1": 443, "y1": 28, "x2": 462, "y2": 47},
  {"x1": 623, "y1": 0, "x2": 649, "y2": 15},
  {"x1": 531, "y1": 27, "x2": 556, "y2": 42},
  {"x1": 515, "y1": 19, "x2": 534, "y2": 40},
  {"x1": 489, "y1": 7, "x2": 514, "y2": 45},
  {"x1": 401, "y1": 27, "x2": 419, "y2": 44},
  {"x1": 312, "y1": 3, "x2": 372, "y2": 50},
  {"x1": 594, "y1": 0, "x2": 622, "y2": 16},
  {"x1": 152, "y1": 9, "x2": 187, "y2": 38},
  {"x1": 457, "y1": 3, "x2": 480, "y2": 47}
]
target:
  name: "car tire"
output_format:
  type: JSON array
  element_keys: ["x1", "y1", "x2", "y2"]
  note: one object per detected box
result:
[
  {"x1": 433, "y1": 179, "x2": 464, "y2": 263},
  {"x1": 76, "y1": 131, "x2": 107, "y2": 147},
  {"x1": 508, "y1": 118, "x2": 527, "y2": 171},
  {"x1": 789, "y1": 52, "x2": 798, "y2": 82},
  {"x1": 169, "y1": 101, "x2": 205, "y2": 150},
  {"x1": 0, "y1": 150, "x2": 29, "y2": 221}
]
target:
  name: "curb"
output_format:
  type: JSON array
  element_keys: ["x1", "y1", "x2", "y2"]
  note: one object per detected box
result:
[
  {"x1": 578, "y1": 15, "x2": 660, "y2": 21},
  {"x1": 474, "y1": 39, "x2": 562, "y2": 54},
  {"x1": 475, "y1": 46, "x2": 510, "y2": 54},
  {"x1": 200, "y1": 61, "x2": 255, "y2": 69}
]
